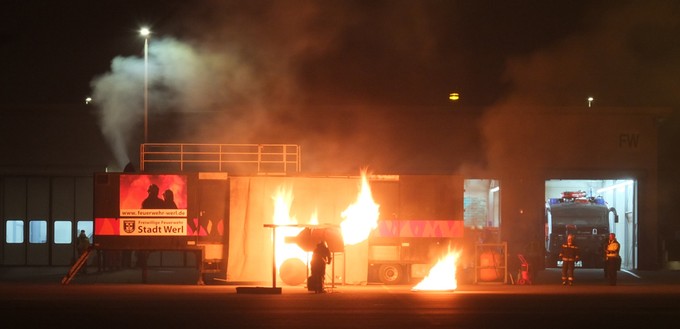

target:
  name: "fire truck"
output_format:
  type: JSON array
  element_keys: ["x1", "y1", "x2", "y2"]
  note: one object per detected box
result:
[
  {"x1": 545, "y1": 191, "x2": 618, "y2": 268},
  {"x1": 366, "y1": 175, "x2": 464, "y2": 284},
  {"x1": 367, "y1": 219, "x2": 463, "y2": 284}
]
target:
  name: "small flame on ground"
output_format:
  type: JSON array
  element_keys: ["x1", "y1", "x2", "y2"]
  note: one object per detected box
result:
[
  {"x1": 411, "y1": 249, "x2": 461, "y2": 292},
  {"x1": 340, "y1": 169, "x2": 380, "y2": 245}
]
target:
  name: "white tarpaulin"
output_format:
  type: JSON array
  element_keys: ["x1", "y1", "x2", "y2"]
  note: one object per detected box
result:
[{"x1": 226, "y1": 176, "x2": 370, "y2": 285}]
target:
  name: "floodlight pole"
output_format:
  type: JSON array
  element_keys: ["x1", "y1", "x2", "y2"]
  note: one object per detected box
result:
[
  {"x1": 140, "y1": 27, "x2": 150, "y2": 143},
  {"x1": 143, "y1": 36, "x2": 149, "y2": 143}
]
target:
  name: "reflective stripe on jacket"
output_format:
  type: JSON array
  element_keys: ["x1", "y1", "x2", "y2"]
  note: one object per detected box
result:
[{"x1": 560, "y1": 243, "x2": 580, "y2": 262}]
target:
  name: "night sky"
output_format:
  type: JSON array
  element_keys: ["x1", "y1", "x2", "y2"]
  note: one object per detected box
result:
[{"x1": 2, "y1": 0, "x2": 679, "y2": 174}]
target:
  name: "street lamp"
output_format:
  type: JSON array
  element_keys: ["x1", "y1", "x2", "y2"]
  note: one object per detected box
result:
[
  {"x1": 448, "y1": 92, "x2": 460, "y2": 109},
  {"x1": 587, "y1": 96, "x2": 594, "y2": 108},
  {"x1": 140, "y1": 27, "x2": 150, "y2": 143}
]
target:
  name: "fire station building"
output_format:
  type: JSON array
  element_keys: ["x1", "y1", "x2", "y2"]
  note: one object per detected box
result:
[{"x1": 0, "y1": 104, "x2": 678, "y2": 281}]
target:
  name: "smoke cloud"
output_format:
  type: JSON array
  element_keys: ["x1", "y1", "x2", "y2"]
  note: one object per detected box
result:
[
  {"x1": 481, "y1": 0, "x2": 680, "y2": 175},
  {"x1": 90, "y1": 55, "x2": 143, "y2": 168},
  {"x1": 90, "y1": 1, "x2": 680, "y2": 174},
  {"x1": 91, "y1": 37, "x2": 245, "y2": 168},
  {"x1": 90, "y1": 1, "x2": 459, "y2": 173}
]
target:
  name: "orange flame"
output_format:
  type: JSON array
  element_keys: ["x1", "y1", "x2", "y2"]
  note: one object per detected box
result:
[
  {"x1": 340, "y1": 170, "x2": 380, "y2": 245},
  {"x1": 411, "y1": 249, "x2": 461, "y2": 292},
  {"x1": 272, "y1": 186, "x2": 308, "y2": 270}
]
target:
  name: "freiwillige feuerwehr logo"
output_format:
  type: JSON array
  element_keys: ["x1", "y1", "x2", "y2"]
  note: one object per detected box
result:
[{"x1": 123, "y1": 220, "x2": 136, "y2": 234}]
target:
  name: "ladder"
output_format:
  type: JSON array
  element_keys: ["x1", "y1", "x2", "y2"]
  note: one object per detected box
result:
[{"x1": 61, "y1": 246, "x2": 93, "y2": 285}]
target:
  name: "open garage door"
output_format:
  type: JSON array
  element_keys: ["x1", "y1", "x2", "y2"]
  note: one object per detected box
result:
[{"x1": 545, "y1": 179, "x2": 636, "y2": 270}]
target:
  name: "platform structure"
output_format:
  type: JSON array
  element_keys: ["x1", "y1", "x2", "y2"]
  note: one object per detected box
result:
[
  {"x1": 139, "y1": 143, "x2": 301, "y2": 174},
  {"x1": 62, "y1": 246, "x2": 207, "y2": 285}
]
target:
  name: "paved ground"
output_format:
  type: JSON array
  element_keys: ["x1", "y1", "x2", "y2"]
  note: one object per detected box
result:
[
  {"x1": 2, "y1": 264, "x2": 679, "y2": 286},
  {"x1": 1, "y1": 267, "x2": 679, "y2": 329}
]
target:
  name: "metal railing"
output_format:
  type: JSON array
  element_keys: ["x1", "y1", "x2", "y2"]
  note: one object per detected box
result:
[{"x1": 140, "y1": 143, "x2": 301, "y2": 174}]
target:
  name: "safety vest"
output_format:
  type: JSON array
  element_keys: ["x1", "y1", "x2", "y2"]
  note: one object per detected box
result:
[{"x1": 606, "y1": 240, "x2": 620, "y2": 259}]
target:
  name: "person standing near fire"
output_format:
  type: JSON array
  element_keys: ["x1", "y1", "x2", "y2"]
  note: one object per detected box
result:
[
  {"x1": 604, "y1": 233, "x2": 621, "y2": 286},
  {"x1": 309, "y1": 241, "x2": 332, "y2": 293},
  {"x1": 559, "y1": 234, "x2": 580, "y2": 286}
]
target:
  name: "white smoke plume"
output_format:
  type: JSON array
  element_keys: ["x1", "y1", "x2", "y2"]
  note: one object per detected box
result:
[
  {"x1": 89, "y1": 1, "x2": 367, "y2": 173},
  {"x1": 91, "y1": 37, "x2": 242, "y2": 169},
  {"x1": 91, "y1": 55, "x2": 144, "y2": 168}
]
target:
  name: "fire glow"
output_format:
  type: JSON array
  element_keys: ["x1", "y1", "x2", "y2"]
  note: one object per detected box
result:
[
  {"x1": 411, "y1": 249, "x2": 461, "y2": 292},
  {"x1": 272, "y1": 186, "x2": 310, "y2": 270},
  {"x1": 340, "y1": 170, "x2": 380, "y2": 245},
  {"x1": 272, "y1": 169, "x2": 380, "y2": 282}
]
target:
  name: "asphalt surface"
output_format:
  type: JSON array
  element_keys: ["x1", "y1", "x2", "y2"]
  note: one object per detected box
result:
[{"x1": 1, "y1": 267, "x2": 679, "y2": 329}]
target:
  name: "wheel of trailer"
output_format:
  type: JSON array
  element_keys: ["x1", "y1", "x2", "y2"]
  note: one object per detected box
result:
[{"x1": 378, "y1": 264, "x2": 403, "y2": 284}]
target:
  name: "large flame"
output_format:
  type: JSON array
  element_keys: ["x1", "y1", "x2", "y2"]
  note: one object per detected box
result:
[
  {"x1": 272, "y1": 186, "x2": 308, "y2": 270},
  {"x1": 340, "y1": 170, "x2": 380, "y2": 245},
  {"x1": 411, "y1": 249, "x2": 461, "y2": 292}
]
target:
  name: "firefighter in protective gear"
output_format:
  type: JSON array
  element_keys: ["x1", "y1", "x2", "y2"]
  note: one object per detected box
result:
[
  {"x1": 308, "y1": 241, "x2": 332, "y2": 293},
  {"x1": 559, "y1": 234, "x2": 580, "y2": 286},
  {"x1": 604, "y1": 233, "x2": 621, "y2": 286}
]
